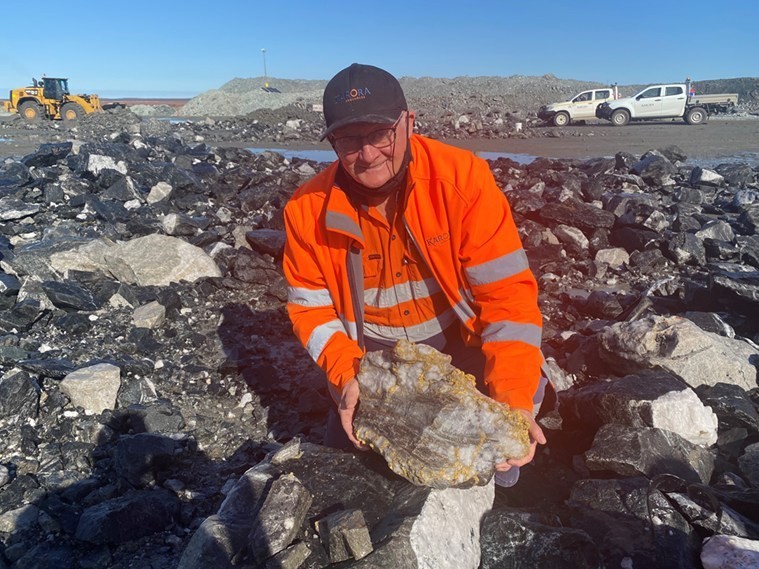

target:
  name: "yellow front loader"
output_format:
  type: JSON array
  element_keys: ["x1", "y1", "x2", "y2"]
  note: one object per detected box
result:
[{"x1": 3, "y1": 77, "x2": 103, "y2": 122}]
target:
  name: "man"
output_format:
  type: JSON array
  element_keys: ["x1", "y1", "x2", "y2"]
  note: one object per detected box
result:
[{"x1": 283, "y1": 63, "x2": 546, "y2": 485}]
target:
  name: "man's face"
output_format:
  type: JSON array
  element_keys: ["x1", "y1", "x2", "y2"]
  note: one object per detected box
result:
[{"x1": 330, "y1": 111, "x2": 415, "y2": 189}]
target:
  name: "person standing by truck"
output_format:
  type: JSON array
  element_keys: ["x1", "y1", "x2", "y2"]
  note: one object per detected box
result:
[{"x1": 282, "y1": 63, "x2": 549, "y2": 485}]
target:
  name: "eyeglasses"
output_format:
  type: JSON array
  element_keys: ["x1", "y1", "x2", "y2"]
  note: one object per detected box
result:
[{"x1": 330, "y1": 115, "x2": 403, "y2": 155}]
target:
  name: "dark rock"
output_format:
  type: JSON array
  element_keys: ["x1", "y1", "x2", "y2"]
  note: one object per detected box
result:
[
  {"x1": 480, "y1": 511, "x2": 602, "y2": 569},
  {"x1": 569, "y1": 477, "x2": 700, "y2": 569},
  {"x1": 0, "y1": 368, "x2": 38, "y2": 419},
  {"x1": 584, "y1": 423, "x2": 715, "y2": 484},
  {"x1": 665, "y1": 232, "x2": 707, "y2": 266},
  {"x1": 74, "y1": 488, "x2": 181, "y2": 544},
  {"x1": 248, "y1": 473, "x2": 313, "y2": 562},
  {"x1": 696, "y1": 383, "x2": 759, "y2": 434},
  {"x1": 540, "y1": 199, "x2": 615, "y2": 231},
  {"x1": 40, "y1": 280, "x2": 101, "y2": 311},
  {"x1": 631, "y1": 151, "x2": 677, "y2": 186},
  {"x1": 111, "y1": 433, "x2": 181, "y2": 487},
  {"x1": 21, "y1": 142, "x2": 74, "y2": 168}
]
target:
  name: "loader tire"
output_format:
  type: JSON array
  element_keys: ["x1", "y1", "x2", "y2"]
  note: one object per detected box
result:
[
  {"x1": 19, "y1": 101, "x2": 43, "y2": 122},
  {"x1": 61, "y1": 103, "x2": 84, "y2": 122}
]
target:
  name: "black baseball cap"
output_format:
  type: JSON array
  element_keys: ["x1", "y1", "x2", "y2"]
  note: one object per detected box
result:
[{"x1": 320, "y1": 63, "x2": 407, "y2": 140}]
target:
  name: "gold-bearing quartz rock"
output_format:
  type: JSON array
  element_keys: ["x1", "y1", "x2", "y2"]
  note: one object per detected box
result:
[{"x1": 354, "y1": 340, "x2": 530, "y2": 488}]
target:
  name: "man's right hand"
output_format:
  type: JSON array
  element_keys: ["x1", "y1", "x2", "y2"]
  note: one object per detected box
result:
[{"x1": 338, "y1": 379, "x2": 368, "y2": 450}]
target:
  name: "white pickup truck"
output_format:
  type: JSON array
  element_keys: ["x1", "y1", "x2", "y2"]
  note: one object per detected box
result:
[
  {"x1": 538, "y1": 87, "x2": 620, "y2": 126},
  {"x1": 595, "y1": 83, "x2": 739, "y2": 126}
]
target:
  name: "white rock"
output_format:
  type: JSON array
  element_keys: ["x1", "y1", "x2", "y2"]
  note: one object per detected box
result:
[
  {"x1": 60, "y1": 363, "x2": 121, "y2": 414},
  {"x1": 409, "y1": 480, "x2": 494, "y2": 569},
  {"x1": 554, "y1": 225, "x2": 589, "y2": 250},
  {"x1": 148, "y1": 181, "x2": 173, "y2": 204},
  {"x1": 701, "y1": 535, "x2": 759, "y2": 569},
  {"x1": 132, "y1": 301, "x2": 166, "y2": 329},
  {"x1": 595, "y1": 247, "x2": 630, "y2": 268},
  {"x1": 650, "y1": 388, "x2": 719, "y2": 446}
]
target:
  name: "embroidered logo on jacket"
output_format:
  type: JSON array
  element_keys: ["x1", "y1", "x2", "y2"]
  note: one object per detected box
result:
[{"x1": 425, "y1": 232, "x2": 450, "y2": 247}]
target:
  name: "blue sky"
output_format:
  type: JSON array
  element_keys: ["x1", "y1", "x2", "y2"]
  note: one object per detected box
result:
[{"x1": 1, "y1": 0, "x2": 756, "y2": 98}]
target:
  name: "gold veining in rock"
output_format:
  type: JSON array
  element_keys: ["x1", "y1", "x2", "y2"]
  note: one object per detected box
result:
[{"x1": 354, "y1": 340, "x2": 530, "y2": 488}]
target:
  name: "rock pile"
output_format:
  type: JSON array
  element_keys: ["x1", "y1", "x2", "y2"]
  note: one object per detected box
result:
[
  {"x1": 178, "y1": 74, "x2": 759, "y2": 118},
  {"x1": 0, "y1": 123, "x2": 758, "y2": 568}
]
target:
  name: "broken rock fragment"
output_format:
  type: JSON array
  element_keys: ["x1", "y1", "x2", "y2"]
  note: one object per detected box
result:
[{"x1": 354, "y1": 340, "x2": 529, "y2": 488}]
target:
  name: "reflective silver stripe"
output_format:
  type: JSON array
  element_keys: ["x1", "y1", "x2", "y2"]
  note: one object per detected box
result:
[
  {"x1": 364, "y1": 278, "x2": 441, "y2": 309},
  {"x1": 340, "y1": 315, "x2": 358, "y2": 342},
  {"x1": 288, "y1": 286, "x2": 333, "y2": 307},
  {"x1": 466, "y1": 249, "x2": 530, "y2": 286},
  {"x1": 364, "y1": 309, "x2": 458, "y2": 343},
  {"x1": 326, "y1": 211, "x2": 363, "y2": 241},
  {"x1": 305, "y1": 319, "x2": 346, "y2": 361},
  {"x1": 482, "y1": 321, "x2": 542, "y2": 347},
  {"x1": 452, "y1": 295, "x2": 476, "y2": 324}
]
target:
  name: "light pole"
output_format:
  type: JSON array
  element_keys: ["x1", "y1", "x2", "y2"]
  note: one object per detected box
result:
[{"x1": 261, "y1": 48, "x2": 268, "y2": 87}]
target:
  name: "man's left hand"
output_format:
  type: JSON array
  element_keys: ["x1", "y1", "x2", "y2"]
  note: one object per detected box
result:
[{"x1": 495, "y1": 408, "x2": 546, "y2": 472}]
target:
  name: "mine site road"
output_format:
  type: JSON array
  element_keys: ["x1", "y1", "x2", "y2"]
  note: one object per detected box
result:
[{"x1": 1, "y1": 116, "x2": 758, "y2": 163}]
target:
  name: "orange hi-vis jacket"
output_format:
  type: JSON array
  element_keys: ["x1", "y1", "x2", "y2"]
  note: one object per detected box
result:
[{"x1": 283, "y1": 135, "x2": 543, "y2": 411}]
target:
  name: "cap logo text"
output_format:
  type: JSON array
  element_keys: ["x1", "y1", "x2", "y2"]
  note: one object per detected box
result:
[{"x1": 335, "y1": 87, "x2": 371, "y2": 104}]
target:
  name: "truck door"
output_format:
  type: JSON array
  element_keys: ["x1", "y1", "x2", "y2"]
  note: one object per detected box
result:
[
  {"x1": 571, "y1": 91, "x2": 595, "y2": 120},
  {"x1": 634, "y1": 87, "x2": 663, "y2": 117},
  {"x1": 661, "y1": 85, "x2": 686, "y2": 117}
]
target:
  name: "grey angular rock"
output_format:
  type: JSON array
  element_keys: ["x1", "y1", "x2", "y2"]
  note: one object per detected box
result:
[
  {"x1": 132, "y1": 300, "x2": 166, "y2": 329},
  {"x1": 355, "y1": 340, "x2": 529, "y2": 488},
  {"x1": 632, "y1": 150, "x2": 677, "y2": 186},
  {"x1": 75, "y1": 488, "x2": 180, "y2": 544},
  {"x1": 248, "y1": 473, "x2": 313, "y2": 562},
  {"x1": 103, "y1": 234, "x2": 222, "y2": 286},
  {"x1": 480, "y1": 511, "x2": 603, "y2": 569},
  {"x1": 540, "y1": 199, "x2": 615, "y2": 231},
  {"x1": 0, "y1": 196, "x2": 41, "y2": 221},
  {"x1": 666, "y1": 232, "x2": 707, "y2": 266},
  {"x1": 59, "y1": 363, "x2": 121, "y2": 414},
  {"x1": 318, "y1": 509, "x2": 373, "y2": 563},
  {"x1": 584, "y1": 423, "x2": 715, "y2": 484},
  {"x1": 0, "y1": 368, "x2": 38, "y2": 419},
  {"x1": 696, "y1": 383, "x2": 759, "y2": 433},
  {"x1": 738, "y1": 442, "x2": 759, "y2": 488},
  {"x1": 598, "y1": 315, "x2": 759, "y2": 391},
  {"x1": 569, "y1": 477, "x2": 699, "y2": 569},
  {"x1": 561, "y1": 371, "x2": 718, "y2": 446}
]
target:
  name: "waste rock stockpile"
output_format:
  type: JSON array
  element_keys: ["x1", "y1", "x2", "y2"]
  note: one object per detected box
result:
[{"x1": 0, "y1": 117, "x2": 758, "y2": 568}]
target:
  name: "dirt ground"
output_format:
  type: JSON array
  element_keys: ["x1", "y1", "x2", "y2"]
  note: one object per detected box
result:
[{"x1": 1, "y1": 115, "x2": 757, "y2": 163}]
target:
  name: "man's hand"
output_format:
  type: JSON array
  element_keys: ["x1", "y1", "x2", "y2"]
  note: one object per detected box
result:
[
  {"x1": 338, "y1": 379, "x2": 369, "y2": 451},
  {"x1": 495, "y1": 408, "x2": 546, "y2": 472}
]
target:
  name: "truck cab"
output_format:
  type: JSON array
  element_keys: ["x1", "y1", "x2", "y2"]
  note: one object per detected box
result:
[{"x1": 538, "y1": 87, "x2": 619, "y2": 126}]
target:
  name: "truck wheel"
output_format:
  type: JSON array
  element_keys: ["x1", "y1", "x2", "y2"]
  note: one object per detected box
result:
[
  {"x1": 552, "y1": 112, "x2": 570, "y2": 127},
  {"x1": 61, "y1": 103, "x2": 84, "y2": 122},
  {"x1": 685, "y1": 107, "x2": 707, "y2": 125},
  {"x1": 19, "y1": 101, "x2": 43, "y2": 122},
  {"x1": 611, "y1": 109, "x2": 630, "y2": 126}
]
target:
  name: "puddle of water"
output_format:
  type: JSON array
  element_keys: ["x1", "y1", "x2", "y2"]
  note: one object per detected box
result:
[
  {"x1": 248, "y1": 148, "x2": 337, "y2": 163},
  {"x1": 474, "y1": 151, "x2": 537, "y2": 165},
  {"x1": 248, "y1": 147, "x2": 538, "y2": 165},
  {"x1": 156, "y1": 117, "x2": 192, "y2": 124},
  {"x1": 685, "y1": 152, "x2": 759, "y2": 169}
]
